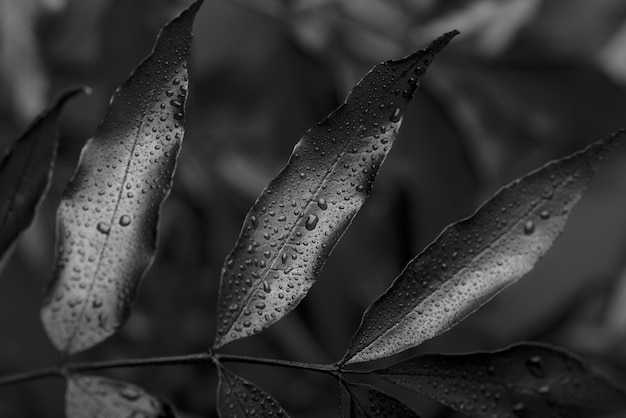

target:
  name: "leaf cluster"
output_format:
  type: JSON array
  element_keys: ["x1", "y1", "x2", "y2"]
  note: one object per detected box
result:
[{"x1": 1, "y1": 1, "x2": 625, "y2": 417}]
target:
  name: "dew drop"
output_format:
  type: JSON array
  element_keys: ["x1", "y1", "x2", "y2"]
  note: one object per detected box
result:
[
  {"x1": 526, "y1": 355, "x2": 545, "y2": 378},
  {"x1": 523, "y1": 220, "x2": 535, "y2": 235},
  {"x1": 119, "y1": 215, "x2": 131, "y2": 226},
  {"x1": 389, "y1": 108, "x2": 401, "y2": 122},
  {"x1": 317, "y1": 198, "x2": 328, "y2": 210},
  {"x1": 305, "y1": 214, "x2": 319, "y2": 231},
  {"x1": 540, "y1": 210, "x2": 550, "y2": 220},
  {"x1": 255, "y1": 302, "x2": 266, "y2": 310},
  {"x1": 262, "y1": 281, "x2": 271, "y2": 293},
  {"x1": 97, "y1": 222, "x2": 111, "y2": 235}
]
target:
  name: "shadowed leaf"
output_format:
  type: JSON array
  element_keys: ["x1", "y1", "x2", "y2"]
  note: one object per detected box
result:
[
  {"x1": 214, "y1": 30, "x2": 459, "y2": 348},
  {"x1": 376, "y1": 343, "x2": 626, "y2": 418},
  {"x1": 340, "y1": 381, "x2": 420, "y2": 418},
  {"x1": 217, "y1": 364, "x2": 290, "y2": 418},
  {"x1": 66, "y1": 374, "x2": 176, "y2": 418},
  {"x1": 40, "y1": 0, "x2": 203, "y2": 355},
  {"x1": 344, "y1": 131, "x2": 625, "y2": 364},
  {"x1": 0, "y1": 87, "x2": 84, "y2": 264}
]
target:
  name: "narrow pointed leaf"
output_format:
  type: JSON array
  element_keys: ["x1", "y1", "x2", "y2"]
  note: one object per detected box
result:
[
  {"x1": 376, "y1": 343, "x2": 626, "y2": 418},
  {"x1": 66, "y1": 374, "x2": 176, "y2": 418},
  {"x1": 0, "y1": 87, "x2": 84, "y2": 263},
  {"x1": 217, "y1": 364, "x2": 290, "y2": 418},
  {"x1": 214, "y1": 30, "x2": 459, "y2": 348},
  {"x1": 40, "y1": 0, "x2": 202, "y2": 355},
  {"x1": 340, "y1": 381, "x2": 420, "y2": 418},
  {"x1": 344, "y1": 131, "x2": 625, "y2": 364}
]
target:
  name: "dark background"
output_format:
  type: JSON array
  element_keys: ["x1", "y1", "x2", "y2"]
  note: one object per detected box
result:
[{"x1": 1, "y1": 0, "x2": 626, "y2": 416}]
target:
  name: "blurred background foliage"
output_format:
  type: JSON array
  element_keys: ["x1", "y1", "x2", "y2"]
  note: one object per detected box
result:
[{"x1": 1, "y1": 0, "x2": 626, "y2": 416}]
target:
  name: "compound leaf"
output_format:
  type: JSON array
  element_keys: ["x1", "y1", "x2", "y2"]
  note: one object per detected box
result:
[
  {"x1": 40, "y1": 0, "x2": 203, "y2": 355},
  {"x1": 340, "y1": 381, "x2": 420, "y2": 418},
  {"x1": 0, "y1": 87, "x2": 84, "y2": 264},
  {"x1": 214, "y1": 30, "x2": 459, "y2": 348},
  {"x1": 217, "y1": 364, "x2": 290, "y2": 418},
  {"x1": 66, "y1": 374, "x2": 176, "y2": 418},
  {"x1": 344, "y1": 131, "x2": 625, "y2": 364},
  {"x1": 376, "y1": 343, "x2": 626, "y2": 418}
]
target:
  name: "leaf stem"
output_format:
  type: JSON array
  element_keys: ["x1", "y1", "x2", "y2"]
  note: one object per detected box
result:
[
  {"x1": 216, "y1": 353, "x2": 339, "y2": 377},
  {"x1": 0, "y1": 352, "x2": 342, "y2": 387},
  {"x1": 68, "y1": 352, "x2": 214, "y2": 373},
  {"x1": 0, "y1": 366, "x2": 61, "y2": 386}
]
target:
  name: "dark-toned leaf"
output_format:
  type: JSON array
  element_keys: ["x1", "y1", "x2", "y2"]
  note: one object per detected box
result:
[
  {"x1": 66, "y1": 374, "x2": 176, "y2": 418},
  {"x1": 343, "y1": 131, "x2": 625, "y2": 364},
  {"x1": 340, "y1": 381, "x2": 420, "y2": 418},
  {"x1": 376, "y1": 342, "x2": 626, "y2": 418},
  {"x1": 0, "y1": 87, "x2": 84, "y2": 263},
  {"x1": 217, "y1": 364, "x2": 290, "y2": 418},
  {"x1": 40, "y1": 0, "x2": 203, "y2": 355},
  {"x1": 213, "y1": 30, "x2": 459, "y2": 348}
]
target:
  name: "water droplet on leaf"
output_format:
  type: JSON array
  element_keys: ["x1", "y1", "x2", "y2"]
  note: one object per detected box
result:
[{"x1": 305, "y1": 214, "x2": 319, "y2": 231}]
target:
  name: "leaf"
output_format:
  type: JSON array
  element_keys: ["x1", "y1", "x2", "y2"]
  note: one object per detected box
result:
[
  {"x1": 217, "y1": 363, "x2": 290, "y2": 418},
  {"x1": 340, "y1": 381, "x2": 420, "y2": 418},
  {"x1": 376, "y1": 342, "x2": 626, "y2": 418},
  {"x1": 40, "y1": 0, "x2": 203, "y2": 355},
  {"x1": 66, "y1": 374, "x2": 176, "y2": 418},
  {"x1": 0, "y1": 87, "x2": 84, "y2": 264},
  {"x1": 213, "y1": 30, "x2": 459, "y2": 349},
  {"x1": 343, "y1": 131, "x2": 625, "y2": 364}
]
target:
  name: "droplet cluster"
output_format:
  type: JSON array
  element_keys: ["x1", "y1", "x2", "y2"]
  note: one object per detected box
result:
[
  {"x1": 214, "y1": 31, "x2": 455, "y2": 347},
  {"x1": 346, "y1": 131, "x2": 620, "y2": 363},
  {"x1": 66, "y1": 375, "x2": 173, "y2": 417},
  {"x1": 218, "y1": 366, "x2": 289, "y2": 417},
  {"x1": 40, "y1": 1, "x2": 199, "y2": 355},
  {"x1": 378, "y1": 343, "x2": 626, "y2": 417}
]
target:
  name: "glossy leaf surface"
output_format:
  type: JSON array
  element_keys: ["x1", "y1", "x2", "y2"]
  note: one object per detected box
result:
[
  {"x1": 40, "y1": 0, "x2": 202, "y2": 355},
  {"x1": 340, "y1": 382, "x2": 420, "y2": 418},
  {"x1": 0, "y1": 87, "x2": 84, "y2": 262},
  {"x1": 344, "y1": 131, "x2": 625, "y2": 364},
  {"x1": 66, "y1": 374, "x2": 175, "y2": 418},
  {"x1": 376, "y1": 343, "x2": 626, "y2": 418},
  {"x1": 217, "y1": 364, "x2": 290, "y2": 418},
  {"x1": 214, "y1": 30, "x2": 459, "y2": 348}
]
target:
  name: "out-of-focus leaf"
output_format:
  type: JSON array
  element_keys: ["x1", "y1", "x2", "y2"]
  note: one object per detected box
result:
[
  {"x1": 213, "y1": 30, "x2": 459, "y2": 349},
  {"x1": 217, "y1": 364, "x2": 290, "y2": 418},
  {"x1": 0, "y1": 87, "x2": 84, "y2": 264},
  {"x1": 66, "y1": 374, "x2": 176, "y2": 418},
  {"x1": 339, "y1": 381, "x2": 420, "y2": 418},
  {"x1": 40, "y1": 0, "x2": 203, "y2": 355},
  {"x1": 343, "y1": 131, "x2": 625, "y2": 364},
  {"x1": 376, "y1": 342, "x2": 626, "y2": 418}
]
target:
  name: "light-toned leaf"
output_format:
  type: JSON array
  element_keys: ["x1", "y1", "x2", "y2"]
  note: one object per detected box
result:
[
  {"x1": 376, "y1": 342, "x2": 626, "y2": 418},
  {"x1": 339, "y1": 381, "x2": 420, "y2": 418},
  {"x1": 0, "y1": 87, "x2": 84, "y2": 264},
  {"x1": 343, "y1": 131, "x2": 625, "y2": 364},
  {"x1": 213, "y1": 30, "x2": 459, "y2": 348},
  {"x1": 217, "y1": 364, "x2": 290, "y2": 418},
  {"x1": 66, "y1": 374, "x2": 175, "y2": 418},
  {"x1": 40, "y1": 0, "x2": 203, "y2": 355}
]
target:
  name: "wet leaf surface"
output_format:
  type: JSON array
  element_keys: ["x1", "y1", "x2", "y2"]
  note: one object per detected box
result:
[
  {"x1": 40, "y1": 0, "x2": 202, "y2": 355},
  {"x1": 217, "y1": 363, "x2": 290, "y2": 418},
  {"x1": 340, "y1": 381, "x2": 420, "y2": 418},
  {"x1": 213, "y1": 30, "x2": 459, "y2": 348},
  {"x1": 66, "y1": 374, "x2": 176, "y2": 418},
  {"x1": 376, "y1": 342, "x2": 626, "y2": 418},
  {"x1": 0, "y1": 87, "x2": 84, "y2": 264},
  {"x1": 344, "y1": 131, "x2": 625, "y2": 364}
]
